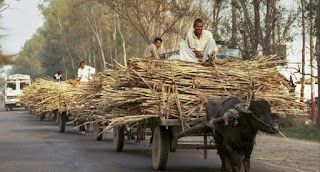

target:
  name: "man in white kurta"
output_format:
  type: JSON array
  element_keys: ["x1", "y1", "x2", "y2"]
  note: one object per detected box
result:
[
  {"x1": 170, "y1": 18, "x2": 229, "y2": 65},
  {"x1": 77, "y1": 61, "x2": 96, "y2": 82}
]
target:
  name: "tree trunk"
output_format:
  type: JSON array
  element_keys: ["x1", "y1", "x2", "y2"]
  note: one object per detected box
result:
[
  {"x1": 86, "y1": 7, "x2": 106, "y2": 69},
  {"x1": 230, "y1": 0, "x2": 237, "y2": 48},
  {"x1": 253, "y1": 0, "x2": 260, "y2": 55},
  {"x1": 310, "y1": 0, "x2": 316, "y2": 121},
  {"x1": 317, "y1": 40, "x2": 320, "y2": 128},
  {"x1": 316, "y1": 0, "x2": 320, "y2": 128},
  {"x1": 116, "y1": 14, "x2": 127, "y2": 67},
  {"x1": 300, "y1": 0, "x2": 306, "y2": 109},
  {"x1": 113, "y1": 16, "x2": 118, "y2": 65}
]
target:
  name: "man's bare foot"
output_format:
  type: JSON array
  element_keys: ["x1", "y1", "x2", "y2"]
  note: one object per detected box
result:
[{"x1": 202, "y1": 61, "x2": 212, "y2": 66}]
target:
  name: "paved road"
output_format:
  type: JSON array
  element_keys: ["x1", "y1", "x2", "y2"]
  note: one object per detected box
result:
[{"x1": 0, "y1": 104, "x2": 281, "y2": 172}]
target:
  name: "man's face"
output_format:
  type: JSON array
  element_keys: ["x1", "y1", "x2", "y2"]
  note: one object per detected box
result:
[
  {"x1": 155, "y1": 40, "x2": 162, "y2": 49},
  {"x1": 194, "y1": 22, "x2": 203, "y2": 35},
  {"x1": 80, "y1": 63, "x2": 85, "y2": 69}
]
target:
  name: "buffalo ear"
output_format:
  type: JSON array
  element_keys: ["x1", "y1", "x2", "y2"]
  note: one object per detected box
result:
[
  {"x1": 271, "y1": 113, "x2": 282, "y2": 124},
  {"x1": 236, "y1": 103, "x2": 252, "y2": 114}
]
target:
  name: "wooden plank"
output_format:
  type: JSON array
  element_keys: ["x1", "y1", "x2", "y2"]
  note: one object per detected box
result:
[
  {"x1": 160, "y1": 119, "x2": 204, "y2": 126},
  {"x1": 176, "y1": 144, "x2": 217, "y2": 150}
]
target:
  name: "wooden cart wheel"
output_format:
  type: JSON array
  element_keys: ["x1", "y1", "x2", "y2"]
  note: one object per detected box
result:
[
  {"x1": 93, "y1": 122, "x2": 103, "y2": 141},
  {"x1": 40, "y1": 113, "x2": 45, "y2": 121},
  {"x1": 59, "y1": 112, "x2": 66, "y2": 133},
  {"x1": 113, "y1": 126, "x2": 125, "y2": 151},
  {"x1": 152, "y1": 126, "x2": 170, "y2": 171}
]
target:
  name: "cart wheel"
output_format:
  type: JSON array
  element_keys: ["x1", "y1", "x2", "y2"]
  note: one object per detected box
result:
[
  {"x1": 113, "y1": 126, "x2": 125, "y2": 151},
  {"x1": 94, "y1": 122, "x2": 103, "y2": 141},
  {"x1": 40, "y1": 113, "x2": 45, "y2": 121},
  {"x1": 53, "y1": 110, "x2": 57, "y2": 121},
  {"x1": 56, "y1": 112, "x2": 61, "y2": 125},
  {"x1": 79, "y1": 121, "x2": 86, "y2": 132},
  {"x1": 152, "y1": 126, "x2": 170, "y2": 171},
  {"x1": 170, "y1": 130, "x2": 177, "y2": 152},
  {"x1": 59, "y1": 112, "x2": 66, "y2": 133}
]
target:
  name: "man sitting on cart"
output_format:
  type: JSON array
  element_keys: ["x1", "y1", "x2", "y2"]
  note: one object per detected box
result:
[
  {"x1": 169, "y1": 18, "x2": 231, "y2": 66},
  {"x1": 143, "y1": 37, "x2": 163, "y2": 59}
]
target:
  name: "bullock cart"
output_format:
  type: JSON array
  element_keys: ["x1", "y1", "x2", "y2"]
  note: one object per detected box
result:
[{"x1": 108, "y1": 116, "x2": 224, "y2": 171}]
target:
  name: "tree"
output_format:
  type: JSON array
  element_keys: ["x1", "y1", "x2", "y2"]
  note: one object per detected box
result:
[
  {"x1": 309, "y1": 0, "x2": 316, "y2": 121},
  {"x1": 315, "y1": 0, "x2": 320, "y2": 128},
  {"x1": 0, "y1": 0, "x2": 14, "y2": 67},
  {"x1": 300, "y1": 0, "x2": 306, "y2": 109},
  {"x1": 230, "y1": 0, "x2": 237, "y2": 48}
]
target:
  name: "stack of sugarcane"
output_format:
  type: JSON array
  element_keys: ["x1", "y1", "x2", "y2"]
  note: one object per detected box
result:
[
  {"x1": 21, "y1": 55, "x2": 303, "y2": 131},
  {"x1": 67, "y1": 72, "x2": 106, "y2": 122},
  {"x1": 20, "y1": 78, "x2": 78, "y2": 116},
  {"x1": 79, "y1": 55, "x2": 303, "y2": 131}
]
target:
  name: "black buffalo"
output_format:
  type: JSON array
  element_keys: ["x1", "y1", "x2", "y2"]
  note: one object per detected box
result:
[{"x1": 206, "y1": 96, "x2": 281, "y2": 172}]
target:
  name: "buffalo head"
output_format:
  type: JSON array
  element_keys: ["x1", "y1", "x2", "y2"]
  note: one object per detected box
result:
[{"x1": 247, "y1": 100, "x2": 282, "y2": 134}]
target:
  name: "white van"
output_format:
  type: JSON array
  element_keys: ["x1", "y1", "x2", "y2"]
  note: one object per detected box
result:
[{"x1": 4, "y1": 74, "x2": 31, "y2": 111}]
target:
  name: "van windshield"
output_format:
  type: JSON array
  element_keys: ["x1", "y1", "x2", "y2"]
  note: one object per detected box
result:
[
  {"x1": 6, "y1": 82, "x2": 16, "y2": 91},
  {"x1": 20, "y1": 82, "x2": 29, "y2": 89}
]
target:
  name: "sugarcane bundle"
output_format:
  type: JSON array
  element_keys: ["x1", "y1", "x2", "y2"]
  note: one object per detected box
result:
[
  {"x1": 67, "y1": 72, "x2": 108, "y2": 122},
  {"x1": 76, "y1": 55, "x2": 303, "y2": 131},
  {"x1": 20, "y1": 78, "x2": 78, "y2": 115}
]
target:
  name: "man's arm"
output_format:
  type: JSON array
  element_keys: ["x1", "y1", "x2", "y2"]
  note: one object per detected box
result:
[{"x1": 77, "y1": 68, "x2": 81, "y2": 78}]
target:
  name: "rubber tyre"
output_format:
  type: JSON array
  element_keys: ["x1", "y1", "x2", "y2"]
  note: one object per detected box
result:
[
  {"x1": 113, "y1": 126, "x2": 125, "y2": 151},
  {"x1": 53, "y1": 110, "x2": 57, "y2": 121},
  {"x1": 56, "y1": 112, "x2": 61, "y2": 125},
  {"x1": 79, "y1": 121, "x2": 86, "y2": 132},
  {"x1": 40, "y1": 113, "x2": 45, "y2": 121},
  {"x1": 59, "y1": 112, "x2": 66, "y2": 133},
  {"x1": 94, "y1": 123, "x2": 103, "y2": 141},
  {"x1": 152, "y1": 126, "x2": 170, "y2": 171}
]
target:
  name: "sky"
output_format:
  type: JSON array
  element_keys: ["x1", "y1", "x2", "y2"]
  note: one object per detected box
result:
[
  {"x1": 0, "y1": 0, "x2": 44, "y2": 54},
  {"x1": 0, "y1": 0, "x2": 317, "y2": 99}
]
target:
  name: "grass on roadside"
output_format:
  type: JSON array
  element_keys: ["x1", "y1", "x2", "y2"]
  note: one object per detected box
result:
[{"x1": 279, "y1": 119, "x2": 320, "y2": 142}]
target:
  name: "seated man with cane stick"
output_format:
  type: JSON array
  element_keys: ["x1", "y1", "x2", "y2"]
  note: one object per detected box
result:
[{"x1": 169, "y1": 18, "x2": 231, "y2": 66}]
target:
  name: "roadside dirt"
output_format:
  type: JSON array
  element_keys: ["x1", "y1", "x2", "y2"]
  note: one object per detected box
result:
[{"x1": 252, "y1": 134, "x2": 320, "y2": 172}]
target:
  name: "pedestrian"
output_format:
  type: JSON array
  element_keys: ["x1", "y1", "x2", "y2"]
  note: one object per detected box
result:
[{"x1": 77, "y1": 61, "x2": 96, "y2": 82}]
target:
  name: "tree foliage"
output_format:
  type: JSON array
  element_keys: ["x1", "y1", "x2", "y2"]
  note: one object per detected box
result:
[{"x1": 11, "y1": 0, "x2": 301, "y2": 78}]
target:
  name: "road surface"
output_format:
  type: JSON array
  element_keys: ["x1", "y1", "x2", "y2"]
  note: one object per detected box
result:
[{"x1": 0, "y1": 103, "x2": 318, "y2": 172}]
